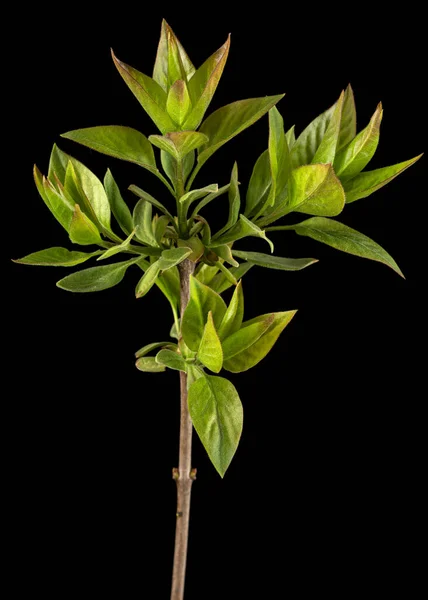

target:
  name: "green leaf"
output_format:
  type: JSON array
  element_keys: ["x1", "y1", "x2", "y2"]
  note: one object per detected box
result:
[
  {"x1": 136, "y1": 357, "x2": 166, "y2": 373},
  {"x1": 288, "y1": 164, "x2": 345, "y2": 216},
  {"x1": 209, "y1": 244, "x2": 239, "y2": 267},
  {"x1": 268, "y1": 106, "x2": 290, "y2": 204},
  {"x1": 223, "y1": 311, "x2": 297, "y2": 372},
  {"x1": 128, "y1": 185, "x2": 174, "y2": 221},
  {"x1": 245, "y1": 149, "x2": 271, "y2": 217},
  {"x1": 69, "y1": 204, "x2": 103, "y2": 245},
  {"x1": 285, "y1": 125, "x2": 296, "y2": 149},
  {"x1": 182, "y1": 276, "x2": 227, "y2": 351},
  {"x1": 154, "y1": 215, "x2": 170, "y2": 244},
  {"x1": 214, "y1": 261, "x2": 238, "y2": 286},
  {"x1": 13, "y1": 247, "x2": 101, "y2": 266},
  {"x1": 135, "y1": 260, "x2": 161, "y2": 298},
  {"x1": 40, "y1": 174, "x2": 74, "y2": 231},
  {"x1": 57, "y1": 258, "x2": 138, "y2": 292},
  {"x1": 158, "y1": 247, "x2": 192, "y2": 270},
  {"x1": 291, "y1": 102, "x2": 336, "y2": 168},
  {"x1": 334, "y1": 103, "x2": 383, "y2": 181},
  {"x1": 166, "y1": 79, "x2": 192, "y2": 125},
  {"x1": 343, "y1": 154, "x2": 423, "y2": 203},
  {"x1": 198, "y1": 95, "x2": 285, "y2": 169},
  {"x1": 48, "y1": 144, "x2": 68, "y2": 187},
  {"x1": 312, "y1": 90, "x2": 344, "y2": 164},
  {"x1": 210, "y1": 262, "x2": 253, "y2": 294},
  {"x1": 222, "y1": 315, "x2": 274, "y2": 361},
  {"x1": 188, "y1": 374, "x2": 243, "y2": 477},
  {"x1": 61, "y1": 126, "x2": 157, "y2": 173},
  {"x1": 195, "y1": 263, "x2": 220, "y2": 286},
  {"x1": 97, "y1": 230, "x2": 135, "y2": 260},
  {"x1": 292, "y1": 217, "x2": 404, "y2": 277},
  {"x1": 191, "y1": 184, "x2": 230, "y2": 219},
  {"x1": 211, "y1": 162, "x2": 240, "y2": 239},
  {"x1": 103, "y1": 169, "x2": 134, "y2": 236},
  {"x1": 338, "y1": 84, "x2": 357, "y2": 151},
  {"x1": 213, "y1": 214, "x2": 274, "y2": 252},
  {"x1": 135, "y1": 341, "x2": 175, "y2": 358},
  {"x1": 232, "y1": 250, "x2": 318, "y2": 271},
  {"x1": 177, "y1": 237, "x2": 205, "y2": 262},
  {"x1": 153, "y1": 19, "x2": 195, "y2": 92},
  {"x1": 218, "y1": 280, "x2": 244, "y2": 340},
  {"x1": 184, "y1": 35, "x2": 231, "y2": 130},
  {"x1": 179, "y1": 184, "x2": 218, "y2": 206},
  {"x1": 111, "y1": 50, "x2": 176, "y2": 133},
  {"x1": 133, "y1": 199, "x2": 157, "y2": 245},
  {"x1": 137, "y1": 259, "x2": 180, "y2": 311},
  {"x1": 156, "y1": 349, "x2": 187, "y2": 372},
  {"x1": 149, "y1": 131, "x2": 208, "y2": 160},
  {"x1": 198, "y1": 311, "x2": 223, "y2": 373}
]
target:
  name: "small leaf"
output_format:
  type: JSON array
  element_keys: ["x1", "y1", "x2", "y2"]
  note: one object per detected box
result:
[
  {"x1": 312, "y1": 90, "x2": 344, "y2": 164},
  {"x1": 154, "y1": 215, "x2": 171, "y2": 244},
  {"x1": 268, "y1": 106, "x2": 290, "y2": 204},
  {"x1": 198, "y1": 95, "x2": 285, "y2": 169},
  {"x1": 182, "y1": 276, "x2": 227, "y2": 351},
  {"x1": 111, "y1": 50, "x2": 176, "y2": 133},
  {"x1": 198, "y1": 312, "x2": 223, "y2": 373},
  {"x1": 136, "y1": 357, "x2": 166, "y2": 372},
  {"x1": 135, "y1": 341, "x2": 175, "y2": 358},
  {"x1": 223, "y1": 311, "x2": 297, "y2": 372},
  {"x1": 177, "y1": 237, "x2": 205, "y2": 262},
  {"x1": 211, "y1": 162, "x2": 240, "y2": 239},
  {"x1": 153, "y1": 19, "x2": 195, "y2": 91},
  {"x1": 338, "y1": 84, "x2": 357, "y2": 151},
  {"x1": 213, "y1": 214, "x2": 274, "y2": 252},
  {"x1": 128, "y1": 185, "x2": 174, "y2": 221},
  {"x1": 166, "y1": 79, "x2": 192, "y2": 125},
  {"x1": 13, "y1": 247, "x2": 101, "y2": 267},
  {"x1": 137, "y1": 259, "x2": 180, "y2": 312},
  {"x1": 69, "y1": 204, "x2": 103, "y2": 245},
  {"x1": 343, "y1": 154, "x2": 423, "y2": 203},
  {"x1": 292, "y1": 217, "x2": 404, "y2": 277},
  {"x1": 40, "y1": 174, "x2": 74, "y2": 231},
  {"x1": 135, "y1": 260, "x2": 161, "y2": 298},
  {"x1": 184, "y1": 35, "x2": 231, "y2": 130},
  {"x1": 245, "y1": 149, "x2": 271, "y2": 217},
  {"x1": 188, "y1": 374, "x2": 243, "y2": 477},
  {"x1": 133, "y1": 199, "x2": 157, "y2": 245},
  {"x1": 291, "y1": 102, "x2": 336, "y2": 168},
  {"x1": 179, "y1": 184, "x2": 218, "y2": 206},
  {"x1": 209, "y1": 244, "x2": 239, "y2": 267},
  {"x1": 57, "y1": 258, "x2": 138, "y2": 292},
  {"x1": 285, "y1": 125, "x2": 296, "y2": 149},
  {"x1": 191, "y1": 183, "x2": 230, "y2": 219},
  {"x1": 195, "y1": 263, "x2": 220, "y2": 286},
  {"x1": 61, "y1": 126, "x2": 157, "y2": 173},
  {"x1": 214, "y1": 261, "x2": 238, "y2": 286},
  {"x1": 232, "y1": 250, "x2": 318, "y2": 271},
  {"x1": 149, "y1": 131, "x2": 208, "y2": 159},
  {"x1": 48, "y1": 144, "x2": 68, "y2": 187},
  {"x1": 156, "y1": 349, "x2": 187, "y2": 372},
  {"x1": 158, "y1": 247, "x2": 192, "y2": 270},
  {"x1": 288, "y1": 164, "x2": 345, "y2": 216},
  {"x1": 218, "y1": 280, "x2": 244, "y2": 340},
  {"x1": 334, "y1": 103, "x2": 383, "y2": 181},
  {"x1": 210, "y1": 262, "x2": 253, "y2": 294},
  {"x1": 104, "y1": 169, "x2": 134, "y2": 236},
  {"x1": 97, "y1": 230, "x2": 136, "y2": 260}
]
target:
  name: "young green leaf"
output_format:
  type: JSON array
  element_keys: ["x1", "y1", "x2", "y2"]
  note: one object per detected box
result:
[
  {"x1": 285, "y1": 125, "x2": 296, "y2": 149},
  {"x1": 166, "y1": 79, "x2": 192, "y2": 126},
  {"x1": 182, "y1": 276, "x2": 227, "y2": 351},
  {"x1": 13, "y1": 247, "x2": 102, "y2": 267},
  {"x1": 232, "y1": 250, "x2": 318, "y2": 271},
  {"x1": 69, "y1": 204, "x2": 103, "y2": 245},
  {"x1": 213, "y1": 214, "x2": 274, "y2": 252},
  {"x1": 288, "y1": 164, "x2": 345, "y2": 216},
  {"x1": 153, "y1": 19, "x2": 195, "y2": 92},
  {"x1": 61, "y1": 126, "x2": 157, "y2": 173},
  {"x1": 111, "y1": 50, "x2": 176, "y2": 133},
  {"x1": 211, "y1": 162, "x2": 240, "y2": 239},
  {"x1": 177, "y1": 237, "x2": 205, "y2": 262},
  {"x1": 223, "y1": 311, "x2": 297, "y2": 372},
  {"x1": 135, "y1": 341, "x2": 176, "y2": 358},
  {"x1": 312, "y1": 90, "x2": 344, "y2": 164},
  {"x1": 48, "y1": 144, "x2": 68, "y2": 187},
  {"x1": 338, "y1": 84, "x2": 357, "y2": 151},
  {"x1": 191, "y1": 184, "x2": 230, "y2": 219},
  {"x1": 137, "y1": 259, "x2": 180, "y2": 313},
  {"x1": 104, "y1": 169, "x2": 134, "y2": 236},
  {"x1": 222, "y1": 315, "x2": 274, "y2": 361},
  {"x1": 291, "y1": 217, "x2": 403, "y2": 277},
  {"x1": 158, "y1": 247, "x2": 193, "y2": 270},
  {"x1": 135, "y1": 260, "x2": 161, "y2": 298},
  {"x1": 245, "y1": 149, "x2": 271, "y2": 217},
  {"x1": 133, "y1": 199, "x2": 157, "y2": 246},
  {"x1": 334, "y1": 103, "x2": 383, "y2": 181},
  {"x1": 198, "y1": 311, "x2": 223, "y2": 373},
  {"x1": 195, "y1": 263, "x2": 220, "y2": 286},
  {"x1": 156, "y1": 349, "x2": 187, "y2": 372},
  {"x1": 209, "y1": 244, "x2": 239, "y2": 267},
  {"x1": 57, "y1": 258, "x2": 139, "y2": 292},
  {"x1": 184, "y1": 35, "x2": 231, "y2": 130},
  {"x1": 136, "y1": 357, "x2": 166, "y2": 373},
  {"x1": 40, "y1": 175, "x2": 74, "y2": 231},
  {"x1": 343, "y1": 154, "x2": 423, "y2": 203},
  {"x1": 217, "y1": 280, "x2": 244, "y2": 340},
  {"x1": 97, "y1": 230, "x2": 136, "y2": 260},
  {"x1": 154, "y1": 215, "x2": 171, "y2": 244},
  {"x1": 149, "y1": 131, "x2": 208, "y2": 160},
  {"x1": 188, "y1": 374, "x2": 243, "y2": 477},
  {"x1": 197, "y1": 95, "x2": 285, "y2": 170},
  {"x1": 291, "y1": 102, "x2": 336, "y2": 168},
  {"x1": 268, "y1": 106, "x2": 290, "y2": 206},
  {"x1": 210, "y1": 262, "x2": 254, "y2": 294},
  {"x1": 128, "y1": 185, "x2": 174, "y2": 221},
  {"x1": 179, "y1": 184, "x2": 218, "y2": 206}
]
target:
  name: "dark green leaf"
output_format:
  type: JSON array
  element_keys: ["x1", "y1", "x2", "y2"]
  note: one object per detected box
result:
[
  {"x1": 104, "y1": 169, "x2": 134, "y2": 236},
  {"x1": 149, "y1": 131, "x2": 208, "y2": 159},
  {"x1": 69, "y1": 204, "x2": 103, "y2": 245},
  {"x1": 198, "y1": 311, "x2": 223, "y2": 373},
  {"x1": 312, "y1": 90, "x2": 344, "y2": 164},
  {"x1": 288, "y1": 164, "x2": 345, "y2": 216},
  {"x1": 156, "y1": 349, "x2": 187, "y2": 372},
  {"x1": 338, "y1": 84, "x2": 357, "y2": 151},
  {"x1": 218, "y1": 280, "x2": 244, "y2": 340},
  {"x1": 188, "y1": 374, "x2": 243, "y2": 477},
  {"x1": 57, "y1": 258, "x2": 138, "y2": 292},
  {"x1": 232, "y1": 250, "x2": 318, "y2": 271},
  {"x1": 13, "y1": 247, "x2": 101, "y2": 266}
]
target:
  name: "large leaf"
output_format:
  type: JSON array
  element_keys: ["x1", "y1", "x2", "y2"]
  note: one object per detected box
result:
[
  {"x1": 13, "y1": 247, "x2": 101, "y2": 266},
  {"x1": 291, "y1": 102, "x2": 336, "y2": 168},
  {"x1": 213, "y1": 214, "x2": 274, "y2": 252},
  {"x1": 217, "y1": 280, "x2": 244, "y2": 340},
  {"x1": 135, "y1": 260, "x2": 161, "y2": 298},
  {"x1": 312, "y1": 90, "x2": 344, "y2": 164},
  {"x1": 291, "y1": 217, "x2": 403, "y2": 277},
  {"x1": 61, "y1": 126, "x2": 157, "y2": 173},
  {"x1": 198, "y1": 95, "x2": 285, "y2": 168},
  {"x1": 57, "y1": 258, "x2": 138, "y2": 292},
  {"x1": 111, "y1": 50, "x2": 176, "y2": 133},
  {"x1": 181, "y1": 276, "x2": 227, "y2": 351},
  {"x1": 288, "y1": 164, "x2": 345, "y2": 216},
  {"x1": 198, "y1": 311, "x2": 223, "y2": 373},
  {"x1": 184, "y1": 35, "x2": 230, "y2": 130},
  {"x1": 153, "y1": 19, "x2": 195, "y2": 91},
  {"x1": 338, "y1": 84, "x2": 357, "y2": 151},
  {"x1": 149, "y1": 131, "x2": 208, "y2": 159},
  {"x1": 166, "y1": 79, "x2": 192, "y2": 126},
  {"x1": 334, "y1": 103, "x2": 383, "y2": 181},
  {"x1": 155, "y1": 349, "x2": 187, "y2": 372},
  {"x1": 188, "y1": 374, "x2": 243, "y2": 477},
  {"x1": 104, "y1": 169, "x2": 134, "y2": 236},
  {"x1": 232, "y1": 250, "x2": 318, "y2": 271},
  {"x1": 211, "y1": 162, "x2": 240, "y2": 239},
  {"x1": 343, "y1": 154, "x2": 423, "y2": 203},
  {"x1": 245, "y1": 149, "x2": 271, "y2": 216},
  {"x1": 223, "y1": 311, "x2": 297, "y2": 372},
  {"x1": 69, "y1": 204, "x2": 103, "y2": 245},
  {"x1": 158, "y1": 247, "x2": 192, "y2": 270}
]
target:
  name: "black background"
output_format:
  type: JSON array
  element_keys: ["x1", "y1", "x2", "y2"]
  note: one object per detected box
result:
[{"x1": 6, "y1": 4, "x2": 425, "y2": 598}]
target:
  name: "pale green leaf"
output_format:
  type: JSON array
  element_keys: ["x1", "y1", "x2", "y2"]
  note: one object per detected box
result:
[
  {"x1": 97, "y1": 230, "x2": 136, "y2": 260},
  {"x1": 177, "y1": 237, "x2": 204, "y2": 262},
  {"x1": 232, "y1": 250, "x2": 318, "y2": 271},
  {"x1": 69, "y1": 204, "x2": 103, "y2": 245},
  {"x1": 166, "y1": 79, "x2": 192, "y2": 126},
  {"x1": 158, "y1": 247, "x2": 192, "y2": 270},
  {"x1": 13, "y1": 247, "x2": 101, "y2": 266},
  {"x1": 288, "y1": 164, "x2": 345, "y2": 216},
  {"x1": 40, "y1": 174, "x2": 74, "y2": 231},
  {"x1": 133, "y1": 199, "x2": 157, "y2": 245},
  {"x1": 198, "y1": 311, "x2": 223, "y2": 373},
  {"x1": 245, "y1": 149, "x2": 271, "y2": 217},
  {"x1": 211, "y1": 162, "x2": 240, "y2": 239},
  {"x1": 291, "y1": 102, "x2": 335, "y2": 168},
  {"x1": 153, "y1": 19, "x2": 195, "y2": 91},
  {"x1": 210, "y1": 262, "x2": 253, "y2": 294},
  {"x1": 57, "y1": 258, "x2": 138, "y2": 292},
  {"x1": 135, "y1": 341, "x2": 175, "y2": 358},
  {"x1": 218, "y1": 280, "x2": 244, "y2": 340},
  {"x1": 135, "y1": 260, "x2": 161, "y2": 298},
  {"x1": 312, "y1": 90, "x2": 344, "y2": 164},
  {"x1": 128, "y1": 185, "x2": 174, "y2": 221},
  {"x1": 188, "y1": 374, "x2": 243, "y2": 477},
  {"x1": 48, "y1": 144, "x2": 68, "y2": 187},
  {"x1": 191, "y1": 184, "x2": 230, "y2": 219},
  {"x1": 338, "y1": 84, "x2": 357, "y2": 151},
  {"x1": 285, "y1": 125, "x2": 296, "y2": 149},
  {"x1": 179, "y1": 184, "x2": 218, "y2": 206},
  {"x1": 209, "y1": 244, "x2": 239, "y2": 267},
  {"x1": 149, "y1": 131, "x2": 208, "y2": 159},
  {"x1": 104, "y1": 169, "x2": 134, "y2": 235},
  {"x1": 213, "y1": 214, "x2": 274, "y2": 252},
  {"x1": 154, "y1": 215, "x2": 171, "y2": 244},
  {"x1": 156, "y1": 349, "x2": 187, "y2": 372},
  {"x1": 222, "y1": 316, "x2": 274, "y2": 361},
  {"x1": 136, "y1": 357, "x2": 166, "y2": 372},
  {"x1": 195, "y1": 263, "x2": 220, "y2": 286}
]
